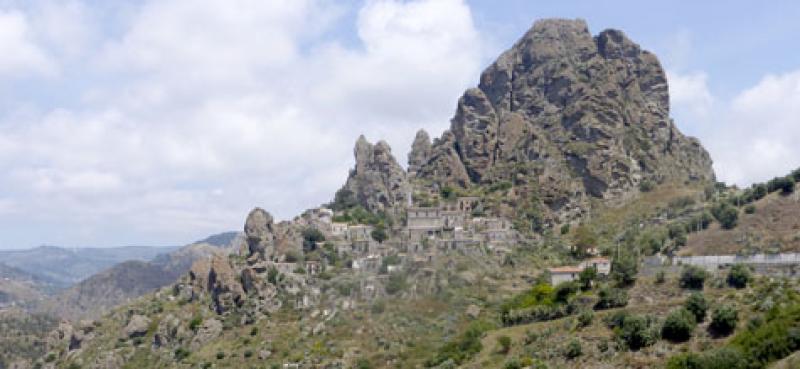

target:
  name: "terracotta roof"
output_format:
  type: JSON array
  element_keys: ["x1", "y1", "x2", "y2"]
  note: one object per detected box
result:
[
  {"x1": 585, "y1": 257, "x2": 610, "y2": 263},
  {"x1": 549, "y1": 266, "x2": 583, "y2": 273}
]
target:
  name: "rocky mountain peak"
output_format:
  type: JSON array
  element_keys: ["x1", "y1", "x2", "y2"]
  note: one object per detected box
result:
[{"x1": 416, "y1": 17, "x2": 714, "y2": 224}]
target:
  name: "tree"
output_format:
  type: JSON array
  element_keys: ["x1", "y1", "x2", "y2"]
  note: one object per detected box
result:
[
  {"x1": 611, "y1": 255, "x2": 638, "y2": 287},
  {"x1": 302, "y1": 227, "x2": 325, "y2": 252},
  {"x1": 727, "y1": 264, "x2": 752, "y2": 289},
  {"x1": 684, "y1": 293, "x2": 709, "y2": 322},
  {"x1": 679, "y1": 265, "x2": 707, "y2": 290},
  {"x1": 712, "y1": 203, "x2": 739, "y2": 230},
  {"x1": 554, "y1": 281, "x2": 579, "y2": 303},
  {"x1": 371, "y1": 225, "x2": 388, "y2": 243},
  {"x1": 594, "y1": 286, "x2": 628, "y2": 310},
  {"x1": 572, "y1": 225, "x2": 597, "y2": 257},
  {"x1": 618, "y1": 314, "x2": 657, "y2": 350},
  {"x1": 662, "y1": 308, "x2": 696, "y2": 342},
  {"x1": 709, "y1": 305, "x2": 738, "y2": 336},
  {"x1": 578, "y1": 266, "x2": 597, "y2": 291}
]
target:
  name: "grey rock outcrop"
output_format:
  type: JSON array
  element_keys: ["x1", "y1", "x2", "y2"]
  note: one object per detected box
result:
[
  {"x1": 123, "y1": 315, "x2": 150, "y2": 339},
  {"x1": 333, "y1": 135, "x2": 409, "y2": 212},
  {"x1": 417, "y1": 18, "x2": 714, "y2": 223},
  {"x1": 408, "y1": 129, "x2": 432, "y2": 175},
  {"x1": 244, "y1": 208, "x2": 275, "y2": 259}
]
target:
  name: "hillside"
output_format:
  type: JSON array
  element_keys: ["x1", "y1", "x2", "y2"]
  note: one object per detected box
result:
[
  {"x1": 681, "y1": 185, "x2": 800, "y2": 256},
  {"x1": 39, "y1": 233, "x2": 243, "y2": 321},
  {"x1": 28, "y1": 20, "x2": 756, "y2": 368}
]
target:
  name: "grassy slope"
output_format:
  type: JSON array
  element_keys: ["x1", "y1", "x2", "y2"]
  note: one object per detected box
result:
[{"x1": 682, "y1": 190, "x2": 800, "y2": 256}]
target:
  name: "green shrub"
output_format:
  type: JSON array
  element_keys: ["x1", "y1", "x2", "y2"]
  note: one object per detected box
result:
[
  {"x1": 709, "y1": 305, "x2": 738, "y2": 336},
  {"x1": 618, "y1": 314, "x2": 658, "y2": 350},
  {"x1": 385, "y1": 272, "x2": 407, "y2": 295},
  {"x1": 712, "y1": 203, "x2": 739, "y2": 229},
  {"x1": 496, "y1": 335, "x2": 512, "y2": 354},
  {"x1": 578, "y1": 266, "x2": 597, "y2": 291},
  {"x1": 503, "y1": 358, "x2": 522, "y2": 369},
  {"x1": 639, "y1": 180, "x2": 655, "y2": 192},
  {"x1": 666, "y1": 347, "x2": 747, "y2": 369},
  {"x1": 243, "y1": 350, "x2": 253, "y2": 358},
  {"x1": 563, "y1": 338, "x2": 582, "y2": 359},
  {"x1": 594, "y1": 286, "x2": 629, "y2": 310},
  {"x1": 611, "y1": 255, "x2": 638, "y2": 287},
  {"x1": 189, "y1": 316, "x2": 203, "y2": 331},
  {"x1": 174, "y1": 347, "x2": 191, "y2": 361},
  {"x1": 356, "y1": 358, "x2": 373, "y2": 369},
  {"x1": 554, "y1": 281, "x2": 580, "y2": 303},
  {"x1": 679, "y1": 265, "x2": 707, "y2": 290},
  {"x1": 371, "y1": 225, "x2": 388, "y2": 243},
  {"x1": 216, "y1": 351, "x2": 225, "y2": 360},
  {"x1": 662, "y1": 308, "x2": 696, "y2": 342},
  {"x1": 744, "y1": 205, "x2": 756, "y2": 214},
  {"x1": 577, "y1": 310, "x2": 594, "y2": 328},
  {"x1": 560, "y1": 224, "x2": 570, "y2": 235},
  {"x1": 302, "y1": 227, "x2": 325, "y2": 252},
  {"x1": 684, "y1": 293, "x2": 708, "y2": 322},
  {"x1": 727, "y1": 264, "x2": 752, "y2": 289},
  {"x1": 427, "y1": 321, "x2": 492, "y2": 366}
]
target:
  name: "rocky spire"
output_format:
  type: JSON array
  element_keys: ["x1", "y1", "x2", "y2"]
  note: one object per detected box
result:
[
  {"x1": 408, "y1": 129, "x2": 432, "y2": 176},
  {"x1": 334, "y1": 135, "x2": 409, "y2": 212},
  {"x1": 244, "y1": 208, "x2": 275, "y2": 259}
]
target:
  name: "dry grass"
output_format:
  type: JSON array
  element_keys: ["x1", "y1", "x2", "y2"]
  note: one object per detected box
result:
[{"x1": 682, "y1": 191, "x2": 800, "y2": 256}]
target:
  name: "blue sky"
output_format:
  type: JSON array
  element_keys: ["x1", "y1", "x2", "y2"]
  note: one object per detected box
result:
[{"x1": 0, "y1": 0, "x2": 799, "y2": 249}]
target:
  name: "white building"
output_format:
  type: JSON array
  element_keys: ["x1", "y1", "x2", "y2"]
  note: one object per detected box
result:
[
  {"x1": 548, "y1": 266, "x2": 584, "y2": 285},
  {"x1": 580, "y1": 257, "x2": 611, "y2": 275}
]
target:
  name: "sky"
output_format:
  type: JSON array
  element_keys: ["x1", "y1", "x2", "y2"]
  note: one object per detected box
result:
[{"x1": 0, "y1": 0, "x2": 799, "y2": 249}]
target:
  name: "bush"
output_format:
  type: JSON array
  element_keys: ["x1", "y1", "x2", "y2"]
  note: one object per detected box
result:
[
  {"x1": 611, "y1": 255, "x2": 638, "y2": 287},
  {"x1": 174, "y1": 347, "x2": 191, "y2": 361},
  {"x1": 503, "y1": 359, "x2": 522, "y2": 369},
  {"x1": 594, "y1": 286, "x2": 629, "y2": 310},
  {"x1": 679, "y1": 265, "x2": 707, "y2": 290},
  {"x1": 385, "y1": 272, "x2": 407, "y2": 295},
  {"x1": 496, "y1": 335, "x2": 512, "y2": 354},
  {"x1": 554, "y1": 281, "x2": 580, "y2": 303},
  {"x1": 216, "y1": 351, "x2": 225, "y2": 360},
  {"x1": 302, "y1": 227, "x2": 325, "y2": 252},
  {"x1": 243, "y1": 350, "x2": 253, "y2": 358},
  {"x1": 356, "y1": 358, "x2": 372, "y2": 369},
  {"x1": 666, "y1": 347, "x2": 747, "y2": 369},
  {"x1": 427, "y1": 321, "x2": 491, "y2": 366},
  {"x1": 712, "y1": 203, "x2": 739, "y2": 229},
  {"x1": 560, "y1": 224, "x2": 570, "y2": 235},
  {"x1": 639, "y1": 180, "x2": 655, "y2": 192},
  {"x1": 563, "y1": 339, "x2": 582, "y2": 359},
  {"x1": 662, "y1": 308, "x2": 696, "y2": 342},
  {"x1": 684, "y1": 293, "x2": 709, "y2": 322},
  {"x1": 370, "y1": 226, "x2": 388, "y2": 243},
  {"x1": 578, "y1": 266, "x2": 597, "y2": 291},
  {"x1": 577, "y1": 310, "x2": 594, "y2": 328},
  {"x1": 709, "y1": 305, "x2": 738, "y2": 336},
  {"x1": 618, "y1": 314, "x2": 658, "y2": 350},
  {"x1": 727, "y1": 264, "x2": 752, "y2": 289},
  {"x1": 189, "y1": 316, "x2": 203, "y2": 331},
  {"x1": 744, "y1": 204, "x2": 756, "y2": 214}
]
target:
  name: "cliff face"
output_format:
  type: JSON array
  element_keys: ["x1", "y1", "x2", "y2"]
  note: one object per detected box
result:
[{"x1": 413, "y1": 19, "x2": 714, "y2": 223}]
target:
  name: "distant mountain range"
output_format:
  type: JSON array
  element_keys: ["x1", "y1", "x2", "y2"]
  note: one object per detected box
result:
[{"x1": 0, "y1": 231, "x2": 243, "y2": 319}]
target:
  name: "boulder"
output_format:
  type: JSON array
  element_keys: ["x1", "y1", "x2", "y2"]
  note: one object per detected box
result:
[{"x1": 123, "y1": 315, "x2": 150, "y2": 339}]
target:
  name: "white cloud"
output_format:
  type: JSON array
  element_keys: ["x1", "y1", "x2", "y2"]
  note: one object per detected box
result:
[
  {"x1": 670, "y1": 69, "x2": 800, "y2": 187},
  {"x1": 0, "y1": 9, "x2": 55, "y2": 76},
  {"x1": 0, "y1": 0, "x2": 484, "y2": 247},
  {"x1": 667, "y1": 70, "x2": 713, "y2": 123}
]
